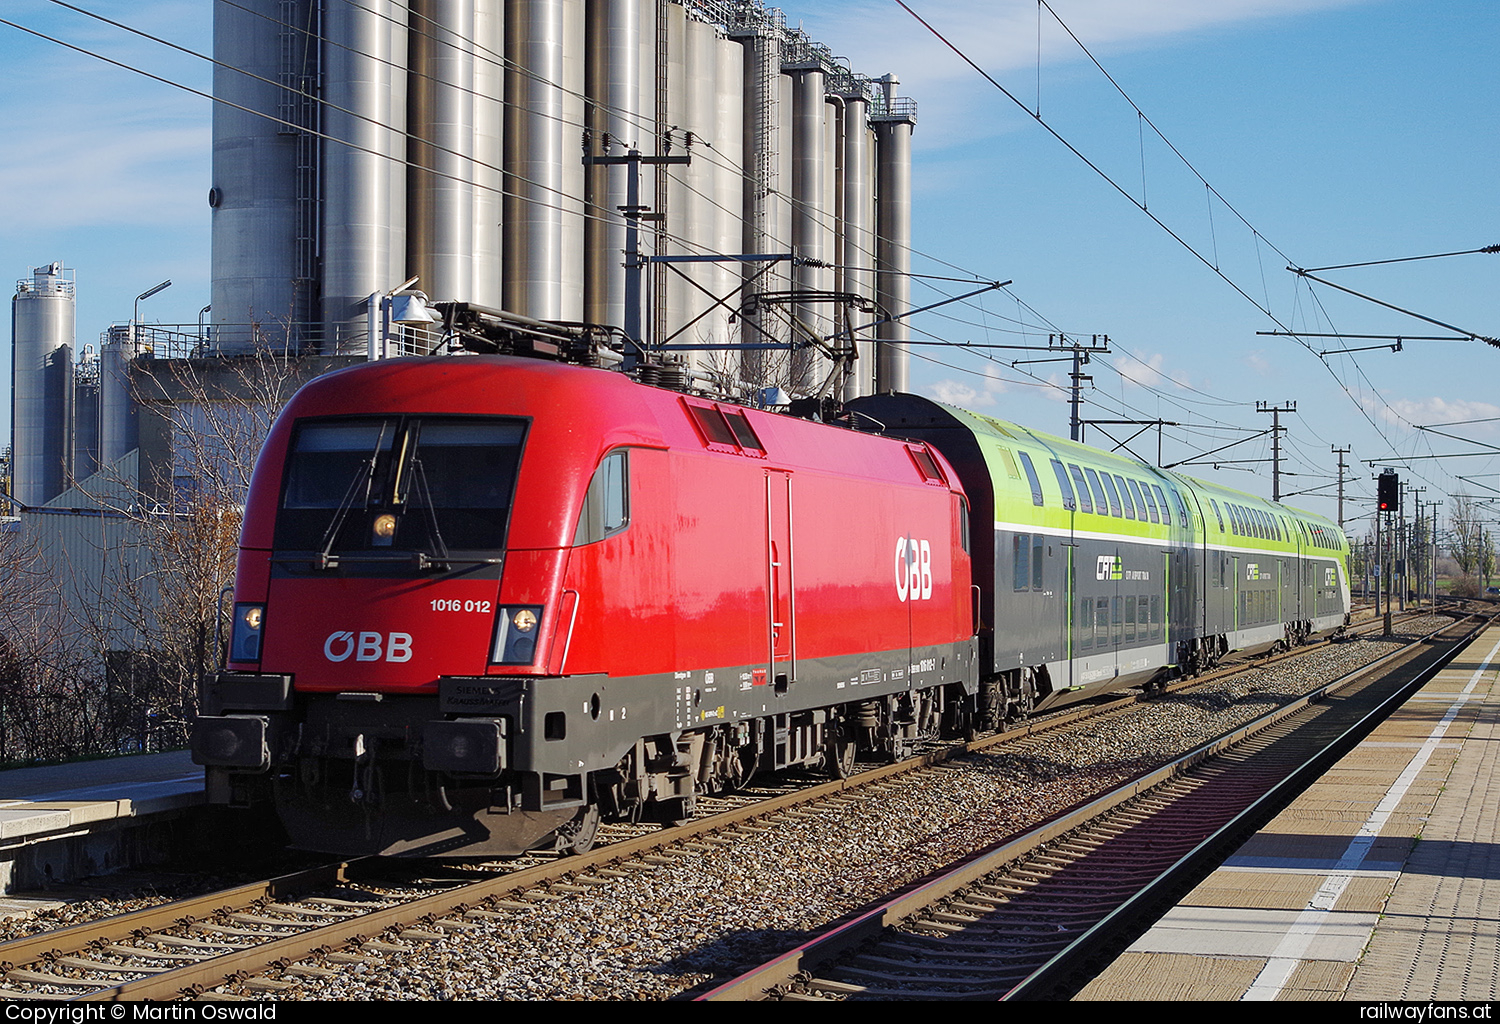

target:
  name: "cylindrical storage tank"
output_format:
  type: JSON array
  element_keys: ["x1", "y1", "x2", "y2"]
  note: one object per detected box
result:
[
  {"x1": 99, "y1": 326, "x2": 139, "y2": 470},
  {"x1": 209, "y1": 0, "x2": 309, "y2": 352},
  {"x1": 322, "y1": 0, "x2": 408, "y2": 352},
  {"x1": 559, "y1": 0, "x2": 586, "y2": 323},
  {"x1": 734, "y1": 25, "x2": 780, "y2": 388},
  {"x1": 772, "y1": 70, "x2": 794, "y2": 379},
  {"x1": 874, "y1": 78, "x2": 914, "y2": 394},
  {"x1": 656, "y1": 2, "x2": 689, "y2": 353},
  {"x1": 840, "y1": 93, "x2": 875, "y2": 399},
  {"x1": 787, "y1": 67, "x2": 826, "y2": 393},
  {"x1": 504, "y1": 0, "x2": 565, "y2": 320},
  {"x1": 74, "y1": 349, "x2": 100, "y2": 485},
  {"x1": 11, "y1": 263, "x2": 75, "y2": 507},
  {"x1": 712, "y1": 33, "x2": 744, "y2": 386},
  {"x1": 472, "y1": 0, "x2": 504, "y2": 307},
  {"x1": 583, "y1": 0, "x2": 639, "y2": 331},
  {"x1": 408, "y1": 0, "x2": 475, "y2": 306},
  {"x1": 667, "y1": 16, "x2": 724, "y2": 374}
]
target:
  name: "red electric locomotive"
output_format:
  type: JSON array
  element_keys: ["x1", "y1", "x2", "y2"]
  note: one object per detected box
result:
[{"x1": 194, "y1": 356, "x2": 979, "y2": 856}]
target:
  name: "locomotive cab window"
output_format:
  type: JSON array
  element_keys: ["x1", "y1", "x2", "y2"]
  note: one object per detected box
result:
[
  {"x1": 275, "y1": 415, "x2": 526, "y2": 563},
  {"x1": 574, "y1": 449, "x2": 630, "y2": 545}
]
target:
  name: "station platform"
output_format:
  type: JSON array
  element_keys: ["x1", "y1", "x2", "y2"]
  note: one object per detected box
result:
[
  {"x1": 0, "y1": 750, "x2": 204, "y2": 901},
  {"x1": 1080, "y1": 623, "x2": 1500, "y2": 1001}
]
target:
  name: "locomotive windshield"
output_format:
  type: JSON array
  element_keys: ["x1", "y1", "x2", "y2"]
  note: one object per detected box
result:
[{"x1": 275, "y1": 415, "x2": 526, "y2": 568}]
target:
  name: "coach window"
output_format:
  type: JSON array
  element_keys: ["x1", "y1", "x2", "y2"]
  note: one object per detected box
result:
[
  {"x1": 1068, "y1": 464, "x2": 1093, "y2": 514},
  {"x1": 1098, "y1": 473, "x2": 1122, "y2": 515},
  {"x1": 1013, "y1": 535, "x2": 1030, "y2": 591},
  {"x1": 1084, "y1": 468, "x2": 1109, "y2": 516},
  {"x1": 1033, "y1": 536, "x2": 1045, "y2": 590},
  {"x1": 1114, "y1": 475, "x2": 1136, "y2": 519},
  {"x1": 1050, "y1": 460, "x2": 1077, "y2": 511},
  {"x1": 1129, "y1": 480, "x2": 1153, "y2": 524},
  {"x1": 1152, "y1": 485, "x2": 1172, "y2": 527},
  {"x1": 573, "y1": 450, "x2": 630, "y2": 545},
  {"x1": 1018, "y1": 451, "x2": 1045, "y2": 506},
  {"x1": 1210, "y1": 499, "x2": 1224, "y2": 532},
  {"x1": 1171, "y1": 488, "x2": 1191, "y2": 528},
  {"x1": 1138, "y1": 482, "x2": 1160, "y2": 524}
]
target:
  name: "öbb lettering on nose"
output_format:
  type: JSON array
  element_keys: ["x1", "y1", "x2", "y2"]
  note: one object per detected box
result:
[{"x1": 323, "y1": 631, "x2": 413, "y2": 663}]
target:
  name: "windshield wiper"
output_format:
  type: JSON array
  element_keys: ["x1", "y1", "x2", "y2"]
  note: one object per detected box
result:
[{"x1": 314, "y1": 425, "x2": 389, "y2": 570}]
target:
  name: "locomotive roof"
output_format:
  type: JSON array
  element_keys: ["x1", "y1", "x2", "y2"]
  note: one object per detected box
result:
[{"x1": 241, "y1": 356, "x2": 966, "y2": 552}]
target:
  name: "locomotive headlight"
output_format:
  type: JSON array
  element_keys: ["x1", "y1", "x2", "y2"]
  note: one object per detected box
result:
[
  {"x1": 491, "y1": 605, "x2": 544, "y2": 665},
  {"x1": 372, "y1": 513, "x2": 397, "y2": 545},
  {"x1": 230, "y1": 603, "x2": 265, "y2": 664}
]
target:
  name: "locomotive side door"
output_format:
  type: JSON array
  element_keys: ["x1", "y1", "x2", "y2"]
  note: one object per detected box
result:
[{"x1": 766, "y1": 470, "x2": 795, "y2": 694}]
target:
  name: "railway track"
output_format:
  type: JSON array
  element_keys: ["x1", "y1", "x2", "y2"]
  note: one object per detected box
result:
[
  {"x1": 699, "y1": 612, "x2": 1484, "y2": 1001},
  {"x1": 0, "y1": 611, "x2": 1450, "y2": 1000}
]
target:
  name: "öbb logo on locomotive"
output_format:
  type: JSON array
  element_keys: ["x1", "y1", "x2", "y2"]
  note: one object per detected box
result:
[
  {"x1": 895, "y1": 536, "x2": 934, "y2": 601},
  {"x1": 323, "y1": 631, "x2": 414, "y2": 663}
]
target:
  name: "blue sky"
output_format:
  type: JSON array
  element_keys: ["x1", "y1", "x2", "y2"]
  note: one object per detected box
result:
[{"x1": 4, "y1": 0, "x2": 1497, "y2": 532}]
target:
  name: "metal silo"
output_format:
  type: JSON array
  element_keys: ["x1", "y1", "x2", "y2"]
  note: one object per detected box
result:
[
  {"x1": 504, "y1": 0, "x2": 565, "y2": 320},
  {"x1": 839, "y1": 91, "x2": 875, "y2": 399},
  {"x1": 322, "y1": 0, "x2": 409, "y2": 351},
  {"x1": 99, "y1": 325, "x2": 138, "y2": 471},
  {"x1": 473, "y1": 0, "x2": 505, "y2": 308},
  {"x1": 559, "y1": 0, "x2": 587, "y2": 323},
  {"x1": 74, "y1": 348, "x2": 100, "y2": 485},
  {"x1": 209, "y1": 0, "x2": 313, "y2": 352},
  {"x1": 874, "y1": 75, "x2": 914, "y2": 394},
  {"x1": 712, "y1": 32, "x2": 744, "y2": 375},
  {"x1": 11, "y1": 263, "x2": 75, "y2": 507},
  {"x1": 409, "y1": 0, "x2": 476, "y2": 307},
  {"x1": 733, "y1": 16, "x2": 780, "y2": 388},
  {"x1": 669, "y1": 15, "x2": 726, "y2": 370},
  {"x1": 787, "y1": 65, "x2": 826, "y2": 392}
]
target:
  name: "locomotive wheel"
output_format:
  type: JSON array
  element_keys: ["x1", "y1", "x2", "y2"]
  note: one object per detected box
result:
[
  {"x1": 550, "y1": 805, "x2": 601, "y2": 856},
  {"x1": 827, "y1": 731, "x2": 857, "y2": 779}
]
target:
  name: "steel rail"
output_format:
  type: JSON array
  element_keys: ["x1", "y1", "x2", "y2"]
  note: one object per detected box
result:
[
  {"x1": 698, "y1": 613, "x2": 1478, "y2": 1000},
  {"x1": 0, "y1": 610, "x2": 1433, "y2": 1000}
]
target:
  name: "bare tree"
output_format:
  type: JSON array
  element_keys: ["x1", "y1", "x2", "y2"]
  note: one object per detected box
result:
[
  {"x1": 1448, "y1": 495, "x2": 1493, "y2": 597},
  {"x1": 0, "y1": 526, "x2": 111, "y2": 761},
  {"x1": 83, "y1": 340, "x2": 334, "y2": 749}
]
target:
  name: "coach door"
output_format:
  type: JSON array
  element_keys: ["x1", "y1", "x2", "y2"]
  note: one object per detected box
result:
[{"x1": 766, "y1": 471, "x2": 795, "y2": 695}]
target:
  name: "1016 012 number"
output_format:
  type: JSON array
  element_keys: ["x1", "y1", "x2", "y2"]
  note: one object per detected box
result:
[{"x1": 430, "y1": 599, "x2": 494, "y2": 613}]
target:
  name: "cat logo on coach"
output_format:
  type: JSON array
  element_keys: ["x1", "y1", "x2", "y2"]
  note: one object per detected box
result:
[
  {"x1": 324, "y1": 631, "x2": 414, "y2": 663},
  {"x1": 1096, "y1": 555, "x2": 1123, "y2": 581},
  {"x1": 895, "y1": 537, "x2": 933, "y2": 601}
]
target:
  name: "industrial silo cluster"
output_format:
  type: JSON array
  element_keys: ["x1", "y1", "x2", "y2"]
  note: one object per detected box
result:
[
  {"x1": 9, "y1": 265, "x2": 148, "y2": 509},
  {"x1": 209, "y1": 0, "x2": 916, "y2": 397}
]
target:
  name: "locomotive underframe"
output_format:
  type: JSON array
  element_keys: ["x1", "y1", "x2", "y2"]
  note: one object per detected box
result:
[{"x1": 197, "y1": 637, "x2": 978, "y2": 856}]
